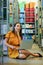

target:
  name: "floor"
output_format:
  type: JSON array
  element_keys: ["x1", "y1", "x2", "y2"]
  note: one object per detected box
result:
[{"x1": 0, "y1": 43, "x2": 43, "y2": 65}]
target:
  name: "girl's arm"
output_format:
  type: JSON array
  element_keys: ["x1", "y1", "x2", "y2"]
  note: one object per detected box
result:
[
  {"x1": 5, "y1": 38, "x2": 19, "y2": 49},
  {"x1": 17, "y1": 32, "x2": 21, "y2": 44}
]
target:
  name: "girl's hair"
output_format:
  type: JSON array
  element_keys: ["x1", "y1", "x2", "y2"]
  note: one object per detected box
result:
[{"x1": 12, "y1": 22, "x2": 22, "y2": 39}]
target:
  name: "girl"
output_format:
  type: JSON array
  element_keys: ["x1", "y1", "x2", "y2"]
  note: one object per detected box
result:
[{"x1": 5, "y1": 22, "x2": 42, "y2": 59}]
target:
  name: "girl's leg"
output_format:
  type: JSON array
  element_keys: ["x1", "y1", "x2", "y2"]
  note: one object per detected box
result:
[
  {"x1": 16, "y1": 49, "x2": 42, "y2": 59},
  {"x1": 18, "y1": 54, "x2": 27, "y2": 59},
  {"x1": 19, "y1": 49, "x2": 40, "y2": 57},
  {"x1": 16, "y1": 49, "x2": 30, "y2": 59}
]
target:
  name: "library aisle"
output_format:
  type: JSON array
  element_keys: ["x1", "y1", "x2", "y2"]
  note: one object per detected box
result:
[{"x1": 0, "y1": 0, "x2": 43, "y2": 65}]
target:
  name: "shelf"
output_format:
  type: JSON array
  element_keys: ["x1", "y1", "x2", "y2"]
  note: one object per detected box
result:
[
  {"x1": 21, "y1": 22, "x2": 35, "y2": 24},
  {"x1": 25, "y1": 22, "x2": 35, "y2": 24},
  {"x1": 19, "y1": 16, "x2": 35, "y2": 19},
  {"x1": 0, "y1": 34, "x2": 6, "y2": 36},
  {"x1": 20, "y1": 22, "x2": 35, "y2": 24},
  {"x1": 9, "y1": 13, "x2": 13, "y2": 14},
  {"x1": 36, "y1": 27, "x2": 38, "y2": 28},
  {"x1": 25, "y1": 17, "x2": 35, "y2": 18},
  {"x1": 19, "y1": 12, "x2": 24, "y2": 14},
  {"x1": 19, "y1": 12, "x2": 34, "y2": 14},
  {"x1": 0, "y1": 18, "x2": 2, "y2": 20},
  {"x1": 19, "y1": 17, "x2": 24, "y2": 19},
  {"x1": 3, "y1": 7, "x2": 7, "y2": 8},
  {"x1": 22, "y1": 28, "x2": 35, "y2": 29},
  {"x1": 22, "y1": 33, "x2": 35, "y2": 35}
]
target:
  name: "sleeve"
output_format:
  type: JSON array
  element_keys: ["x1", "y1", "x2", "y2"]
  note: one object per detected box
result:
[
  {"x1": 5, "y1": 31, "x2": 11, "y2": 44},
  {"x1": 5, "y1": 31, "x2": 11, "y2": 39}
]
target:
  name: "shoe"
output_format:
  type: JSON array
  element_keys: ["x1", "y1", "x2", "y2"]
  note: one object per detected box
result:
[
  {"x1": 37, "y1": 53, "x2": 42, "y2": 57},
  {"x1": 34, "y1": 53, "x2": 42, "y2": 57}
]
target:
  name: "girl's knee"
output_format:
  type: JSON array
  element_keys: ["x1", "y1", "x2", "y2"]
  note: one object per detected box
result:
[{"x1": 19, "y1": 54, "x2": 26, "y2": 59}]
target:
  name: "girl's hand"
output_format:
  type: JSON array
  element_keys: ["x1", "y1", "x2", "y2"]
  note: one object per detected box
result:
[
  {"x1": 11, "y1": 46, "x2": 18, "y2": 49},
  {"x1": 14, "y1": 46, "x2": 19, "y2": 50},
  {"x1": 11, "y1": 46, "x2": 15, "y2": 49},
  {"x1": 16, "y1": 31, "x2": 19, "y2": 36}
]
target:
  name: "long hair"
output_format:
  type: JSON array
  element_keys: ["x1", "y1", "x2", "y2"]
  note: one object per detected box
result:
[{"x1": 12, "y1": 22, "x2": 22, "y2": 39}]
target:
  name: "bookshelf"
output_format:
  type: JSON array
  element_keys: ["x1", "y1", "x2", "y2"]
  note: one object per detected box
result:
[{"x1": 19, "y1": 2, "x2": 35, "y2": 40}]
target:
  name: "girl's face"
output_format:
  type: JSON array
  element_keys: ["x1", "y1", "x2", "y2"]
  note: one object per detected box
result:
[{"x1": 15, "y1": 23, "x2": 21, "y2": 32}]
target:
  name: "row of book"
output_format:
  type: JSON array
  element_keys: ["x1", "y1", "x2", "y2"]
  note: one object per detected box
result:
[
  {"x1": 22, "y1": 35, "x2": 32, "y2": 40},
  {"x1": 22, "y1": 29, "x2": 35, "y2": 33}
]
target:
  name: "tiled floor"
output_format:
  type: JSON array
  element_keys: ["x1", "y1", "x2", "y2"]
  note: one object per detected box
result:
[
  {"x1": 0, "y1": 49, "x2": 43, "y2": 65},
  {"x1": 0, "y1": 56, "x2": 43, "y2": 65},
  {"x1": 0, "y1": 43, "x2": 43, "y2": 65}
]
